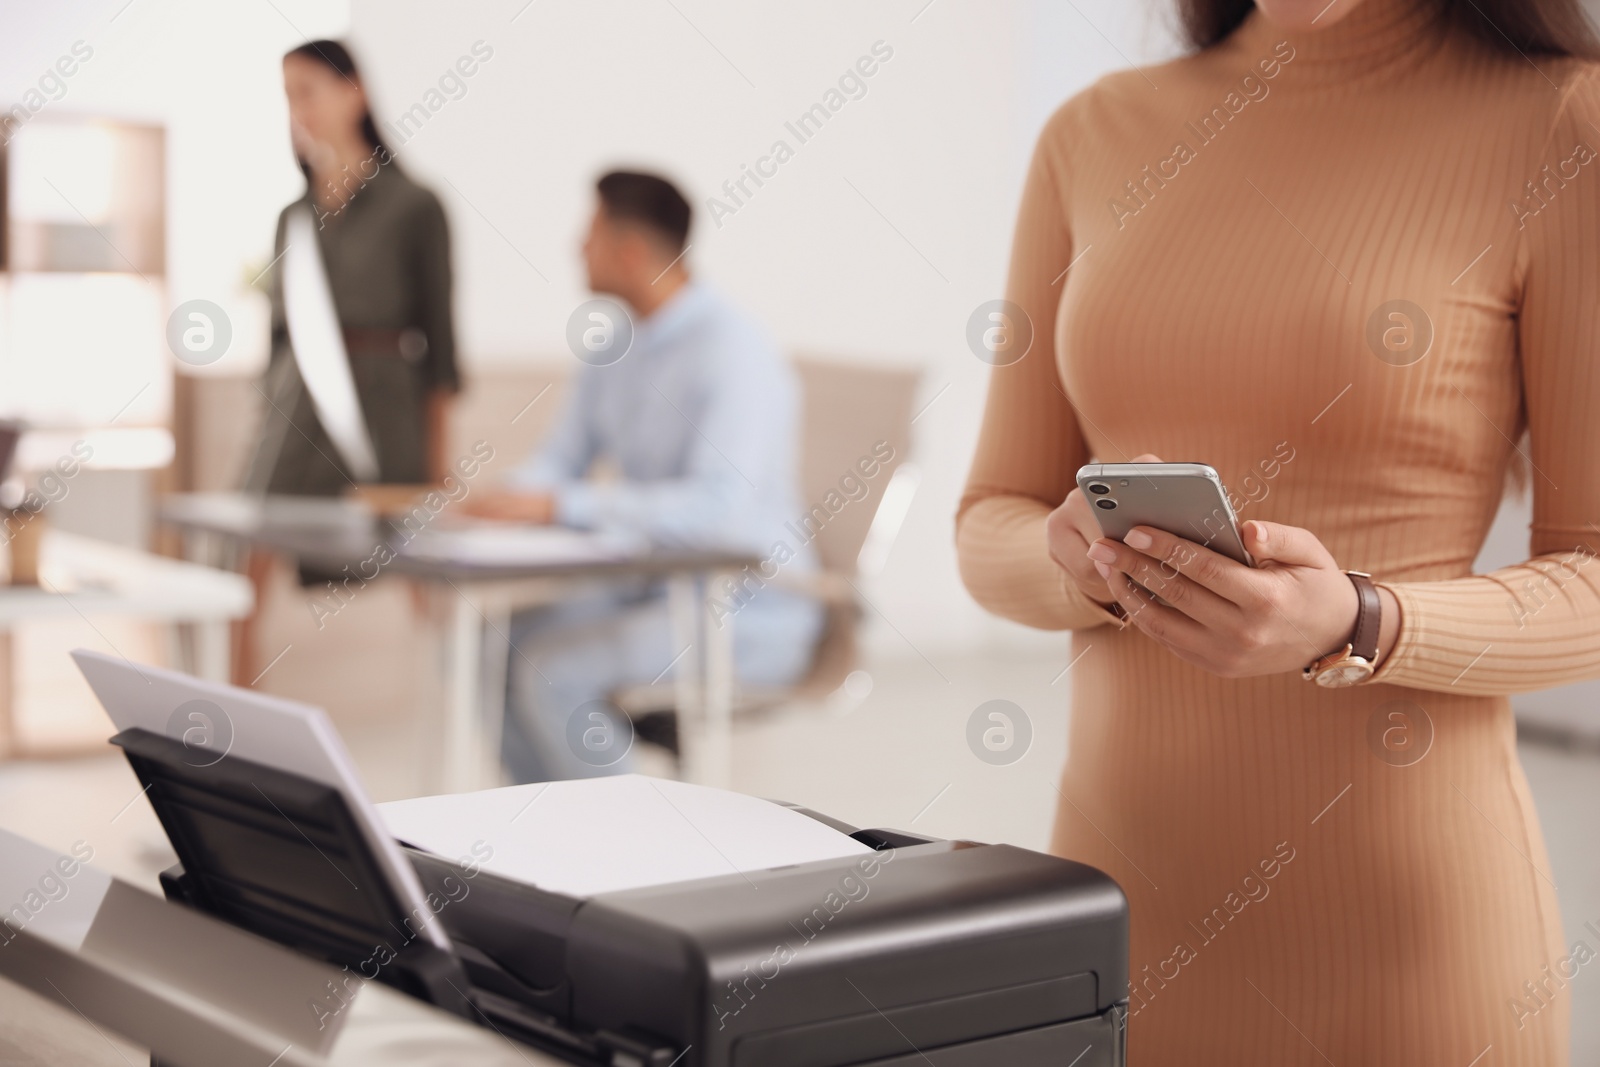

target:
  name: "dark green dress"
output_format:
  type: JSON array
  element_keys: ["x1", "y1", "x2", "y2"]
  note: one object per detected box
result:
[{"x1": 248, "y1": 161, "x2": 459, "y2": 496}]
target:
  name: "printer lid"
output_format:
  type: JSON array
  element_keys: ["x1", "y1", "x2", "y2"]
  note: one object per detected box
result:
[{"x1": 109, "y1": 727, "x2": 473, "y2": 1016}]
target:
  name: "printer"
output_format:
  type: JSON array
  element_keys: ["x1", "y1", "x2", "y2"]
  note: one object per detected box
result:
[{"x1": 115, "y1": 726, "x2": 1128, "y2": 1067}]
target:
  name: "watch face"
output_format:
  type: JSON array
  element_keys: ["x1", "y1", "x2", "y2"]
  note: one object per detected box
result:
[{"x1": 1316, "y1": 662, "x2": 1374, "y2": 688}]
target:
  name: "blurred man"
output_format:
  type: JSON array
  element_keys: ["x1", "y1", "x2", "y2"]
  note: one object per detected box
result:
[{"x1": 466, "y1": 171, "x2": 822, "y2": 782}]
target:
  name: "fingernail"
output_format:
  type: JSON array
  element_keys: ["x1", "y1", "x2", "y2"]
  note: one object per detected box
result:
[
  {"x1": 1093, "y1": 561, "x2": 1112, "y2": 579},
  {"x1": 1124, "y1": 528, "x2": 1153, "y2": 550},
  {"x1": 1086, "y1": 542, "x2": 1116, "y2": 564}
]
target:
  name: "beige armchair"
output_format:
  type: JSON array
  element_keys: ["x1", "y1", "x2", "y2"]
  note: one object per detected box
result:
[{"x1": 618, "y1": 356, "x2": 922, "y2": 755}]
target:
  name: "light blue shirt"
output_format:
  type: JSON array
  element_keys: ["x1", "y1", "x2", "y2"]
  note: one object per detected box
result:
[{"x1": 510, "y1": 282, "x2": 815, "y2": 569}]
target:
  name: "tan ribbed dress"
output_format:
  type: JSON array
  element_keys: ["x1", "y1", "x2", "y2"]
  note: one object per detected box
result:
[{"x1": 957, "y1": 3, "x2": 1600, "y2": 1063}]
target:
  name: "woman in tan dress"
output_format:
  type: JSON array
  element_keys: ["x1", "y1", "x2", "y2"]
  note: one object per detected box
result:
[{"x1": 957, "y1": 0, "x2": 1600, "y2": 1062}]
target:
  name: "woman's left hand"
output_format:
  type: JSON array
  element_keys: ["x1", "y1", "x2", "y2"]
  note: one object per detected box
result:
[{"x1": 1085, "y1": 519, "x2": 1396, "y2": 678}]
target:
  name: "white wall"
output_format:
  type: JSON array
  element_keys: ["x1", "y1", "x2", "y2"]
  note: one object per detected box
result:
[{"x1": 2, "y1": 0, "x2": 351, "y2": 371}]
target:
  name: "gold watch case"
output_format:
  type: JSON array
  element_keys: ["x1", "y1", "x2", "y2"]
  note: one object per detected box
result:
[{"x1": 1303, "y1": 644, "x2": 1375, "y2": 687}]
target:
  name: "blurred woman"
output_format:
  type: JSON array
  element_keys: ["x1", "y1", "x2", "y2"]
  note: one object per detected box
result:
[
  {"x1": 250, "y1": 38, "x2": 458, "y2": 494},
  {"x1": 237, "y1": 40, "x2": 459, "y2": 681}
]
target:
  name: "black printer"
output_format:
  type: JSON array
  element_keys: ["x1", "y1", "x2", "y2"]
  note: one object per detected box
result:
[{"x1": 115, "y1": 728, "x2": 1128, "y2": 1067}]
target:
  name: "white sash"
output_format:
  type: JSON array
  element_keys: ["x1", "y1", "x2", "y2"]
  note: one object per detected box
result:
[{"x1": 281, "y1": 204, "x2": 381, "y2": 482}]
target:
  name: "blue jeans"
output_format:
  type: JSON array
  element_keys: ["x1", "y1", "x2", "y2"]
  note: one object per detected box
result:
[{"x1": 500, "y1": 579, "x2": 823, "y2": 783}]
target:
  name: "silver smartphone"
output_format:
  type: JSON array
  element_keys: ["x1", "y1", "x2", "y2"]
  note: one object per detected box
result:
[{"x1": 1076, "y1": 462, "x2": 1254, "y2": 566}]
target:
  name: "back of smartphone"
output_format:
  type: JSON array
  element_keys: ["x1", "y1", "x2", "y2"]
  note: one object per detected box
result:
[{"x1": 1076, "y1": 462, "x2": 1253, "y2": 566}]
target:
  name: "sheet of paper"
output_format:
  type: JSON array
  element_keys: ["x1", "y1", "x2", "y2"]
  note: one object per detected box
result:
[
  {"x1": 398, "y1": 525, "x2": 630, "y2": 567},
  {"x1": 378, "y1": 774, "x2": 872, "y2": 897}
]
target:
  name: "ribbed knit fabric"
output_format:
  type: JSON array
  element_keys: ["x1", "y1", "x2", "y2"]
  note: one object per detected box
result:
[{"x1": 956, "y1": 2, "x2": 1600, "y2": 1063}]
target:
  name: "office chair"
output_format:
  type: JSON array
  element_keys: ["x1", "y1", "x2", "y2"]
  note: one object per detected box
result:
[{"x1": 618, "y1": 356, "x2": 923, "y2": 756}]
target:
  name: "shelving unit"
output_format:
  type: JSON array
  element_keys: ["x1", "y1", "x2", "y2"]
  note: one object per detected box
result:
[
  {"x1": 0, "y1": 114, "x2": 171, "y2": 538},
  {"x1": 0, "y1": 114, "x2": 176, "y2": 755}
]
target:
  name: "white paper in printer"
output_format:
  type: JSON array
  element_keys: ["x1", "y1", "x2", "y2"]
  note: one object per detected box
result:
[{"x1": 378, "y1": 774, "x2": 871, "y2": 897}]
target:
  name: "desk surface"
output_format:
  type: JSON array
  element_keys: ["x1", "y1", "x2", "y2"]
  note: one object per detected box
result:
[
  {"x1": 0, "y1": 828, "x2": 560, "y2": 1066},
  {"x1": 163, "y1": 491, "x2": 760, "y2": 583},
  {"x1": 0, "y1": 529, "x2": 253, "y2": 625}
]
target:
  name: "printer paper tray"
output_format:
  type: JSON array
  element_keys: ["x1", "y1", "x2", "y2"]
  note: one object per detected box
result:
[
  {"x1": 846, "y1": 1008, "x2": 1124, "y2": 1067},
  {"x1": 477, "y1": 988, "x2": 1124, "y2": 1067},
  {"x1": 730, "y1": 971, "x2": 1098, "y2": 1067}
]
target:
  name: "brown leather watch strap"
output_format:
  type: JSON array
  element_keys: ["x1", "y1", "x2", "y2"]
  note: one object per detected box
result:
[{"x1": 1347, "y1": 571, "x2": 1380, "y2": 664}]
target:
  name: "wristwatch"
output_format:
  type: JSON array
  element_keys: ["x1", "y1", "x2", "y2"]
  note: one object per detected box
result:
[{"x1": 1302, "y1": 571, "x2": 1381, "y2": 688}]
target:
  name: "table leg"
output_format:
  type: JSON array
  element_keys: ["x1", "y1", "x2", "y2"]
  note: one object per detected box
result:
[
  {"x1": 438, "y1": 584, "x2": 489, "y2": 793},
  {"x1": 700, "y1": 569, "x2": 735, "y2": 790},
  {"x1": 182, "y1": 528, "x2": 222, "y2": 569},
  {"x1": 192, "y1": 620, "x2": 231, "y2": 684},
  {"x1": 667, "y1": 575, "x2": 704, "y2": 782},
  {"x1": 479, "y1": 595, "x2": 512, "y2": 789},
  {"x1": 170, "y1": 622, "x2": 193, "y2": 677},
  {"x1": 0, "y1": 631, "x2": 12, "y2": 761}
]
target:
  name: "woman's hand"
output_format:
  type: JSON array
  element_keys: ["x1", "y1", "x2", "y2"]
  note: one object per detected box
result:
[
  {"x1": 1046, "y1": 452, "x2": 1165, "y2": 607},
  {"x1": 461, "y1": 490, "x2": 555, "y2": 524},
  {"x1": 1085, "y1": 519, "x2": 1399, "y2": 678}
]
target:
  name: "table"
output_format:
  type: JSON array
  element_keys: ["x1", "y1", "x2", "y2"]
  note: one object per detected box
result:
[
  {"x1": 0, "y1": 828, "x2": 558, "y2": 1066},
  {"x1": 161, "y1": 492, "x2": 756, "y2": 791},
  {"x1": 0, "y1": 529, "x2": 253, "y2": 757}
]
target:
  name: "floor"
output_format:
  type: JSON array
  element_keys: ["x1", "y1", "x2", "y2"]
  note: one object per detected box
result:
[{"x1": 2, "y1": 574, "x2": 1598, "y2": 1061}]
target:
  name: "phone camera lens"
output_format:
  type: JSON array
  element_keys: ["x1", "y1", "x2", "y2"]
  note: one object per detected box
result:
[
  {"x1": 1088, "y1": 483, "x2": 1110, "y2": 495},
  {"x1": 1095, "y1": 498, "x2": 1117, "y2": 511}
]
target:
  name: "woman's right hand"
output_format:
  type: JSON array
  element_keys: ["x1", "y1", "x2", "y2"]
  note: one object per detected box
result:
[
  {"x1": 1046, "y1": 452, "x2": 1162, "y2": 606},
  {"x1": 461, "y1": 490, "x2": 555, "y2": 524}
]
